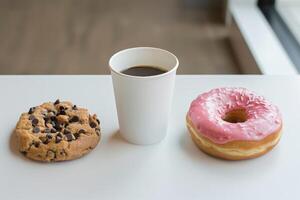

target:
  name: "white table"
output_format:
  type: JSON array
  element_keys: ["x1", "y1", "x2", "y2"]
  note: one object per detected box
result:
[{"x1": 0, "y1": 75, "x2": 299, "y2": 200}]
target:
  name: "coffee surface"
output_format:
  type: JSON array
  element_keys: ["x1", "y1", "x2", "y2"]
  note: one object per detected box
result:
[{"x1": 121, "y1": 66, "x2": 167, "y2": 76}]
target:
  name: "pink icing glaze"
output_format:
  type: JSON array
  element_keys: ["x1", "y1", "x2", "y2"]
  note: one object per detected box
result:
[{"x1": 188, "y1": 88, "x2": 282, "y2": 144}]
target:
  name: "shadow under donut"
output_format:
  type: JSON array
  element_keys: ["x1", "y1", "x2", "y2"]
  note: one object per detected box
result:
[{"x1": 178, "y1": 129, "x2": 281, "y2": 178}]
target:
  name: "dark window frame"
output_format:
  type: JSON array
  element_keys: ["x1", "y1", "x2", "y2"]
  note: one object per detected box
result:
[{"x1": 258, "y1": 0, "x2": 300, "y2": 72}]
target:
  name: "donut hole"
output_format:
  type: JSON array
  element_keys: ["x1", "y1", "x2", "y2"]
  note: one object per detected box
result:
[{"x1": 223, "y1": 109, "x2": 248, "y2": 123}]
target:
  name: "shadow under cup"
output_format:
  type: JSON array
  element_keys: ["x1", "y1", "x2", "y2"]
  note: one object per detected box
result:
[{"x1": 109, "y1": 47, "x2": 179, "y2": 145}]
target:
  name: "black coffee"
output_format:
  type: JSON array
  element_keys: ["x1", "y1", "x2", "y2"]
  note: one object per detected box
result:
[{"x1": 121, "y1": 66, "x2": 167, "y2": 76}]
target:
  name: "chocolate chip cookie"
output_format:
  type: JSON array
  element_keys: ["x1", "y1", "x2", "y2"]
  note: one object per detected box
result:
[{"x1": 15, "y1": 99, "x2": 101, "y2": 162}]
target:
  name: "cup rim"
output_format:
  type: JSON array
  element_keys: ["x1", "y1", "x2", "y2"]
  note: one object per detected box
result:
[{"x1": 109, "y1": 47, "x2": 179, "y2": 79}]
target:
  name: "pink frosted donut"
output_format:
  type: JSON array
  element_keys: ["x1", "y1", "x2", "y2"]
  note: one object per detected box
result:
[{"x1": 186, "y1": 87, "x2": 282, "y2": 160}]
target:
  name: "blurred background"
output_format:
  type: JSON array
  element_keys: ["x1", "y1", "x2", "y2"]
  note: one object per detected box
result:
[{"x1": 0, "y1": 0, "x2": 299, "y2": 74}]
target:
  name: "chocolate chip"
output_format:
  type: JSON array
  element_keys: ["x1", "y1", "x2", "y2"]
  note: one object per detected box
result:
[
  {"x1": 54, "y1": 121, "x2": 61, "y2": 127},
  {"x1": 59, "y1": 106, "x2": 65, "y2": 110},
  {"x1": 32, "y1": 127, "x2": 40, "y2": 133},
  {"x1": 90, "y1": 121, "x2": 97, "y2": 128},
  {"x1": 21, "y1": 151, "x2": 27, "y2": 156},
  {"x1": 54, "y1": 99, "x2": 60, "y2": 105},
  {"x1": 44, "y1": 128, "x2": 51, "y2": 133},
  {"x1": 55, "y1": 135, "x2": 62, "y2": 143},
  {"x1": 28, "y1": 107, "x2": 35, "y2": 114},
  {"x1": 43, "y1": 140, "x2": 49, "y2": 145},
  {"x1": 64, "y1": 123, "x2": 69, "y2": 127},
  {"x1": 72, "y1": 105, "x2": 78, "y2": 110},
  {"x1": 50, "y1": 128, "x2": 57, "y2": 133},
  {"x1": 29, "y1": 115, "x2": 35, "y2": 120},
  {"x1": 60, "y1": 149, "x2": 67, "y2": 156},
  {"x1": 50, "y1": 116, "x2": 57, "y2": 122},
  {"x1": 39, "y1": 136, "x2": 49, "y2": 144},
  {"x1": 46, "y1": 134, "x2": 53, "y2": 140},
  {"x1": 78, "y1": 129, "x2": 85, "y2": 134},
  {"x1": 34, "y1": 142, "x2": 40, "y2": 148},
  {"x1": 32, "y1": 118, "x2": 39, "y2": 126},
  {"x1": 96, "y1": 119, "x2": 100, "y2": 125},
  {"x1": 44, "y1": 117, "x2": 50, "y2": 122},
  {"x1": 65, "y1": 133, "x2": 74, "y2": 141},
  {"x1": 74, "y1": 132, "x2": 80, "y2": 139},
  {"x1": 57, "y1": 133, "x2": 63, "y2": 138},
  {"x1": 55, "y1": 125, "x2": 62, "y2": 131},
  {"x1": 44, "y1": 121, "x2": 50, "y2": 127},
  {"x1": 69, "y1": 116, "x2": 79, "y2": 123},
  {"x1": 64, "y1": 129, "x2": 71, "y2": 135},
  {"x1": 53, "y1": 121, "x2": 62, "y2": 131},
  {"x1": 58, "y1": 110, "x2": 66, "y2": 115}
]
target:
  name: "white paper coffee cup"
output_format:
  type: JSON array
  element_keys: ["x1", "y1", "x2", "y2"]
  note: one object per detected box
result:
[{"x1": 109, "y1": 47, "x2": 179, "y2": 145}]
